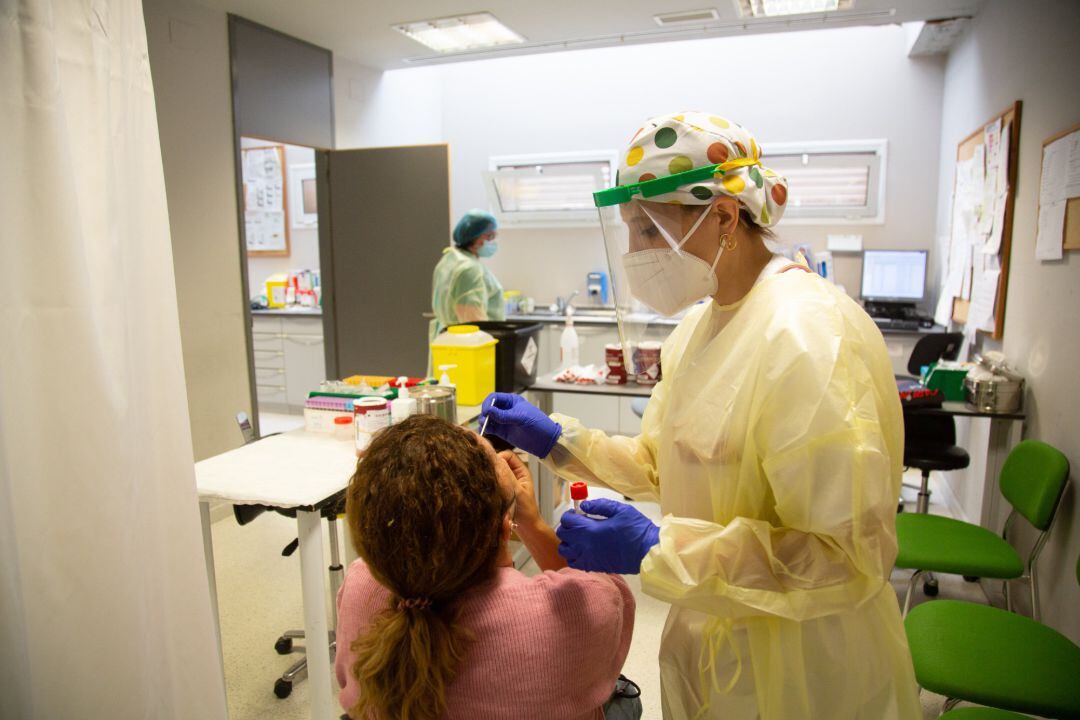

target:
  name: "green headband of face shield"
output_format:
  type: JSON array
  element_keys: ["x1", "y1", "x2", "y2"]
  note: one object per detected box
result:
[{"x1": 593, "y1": 157, "x2": 761, "y2": 208}]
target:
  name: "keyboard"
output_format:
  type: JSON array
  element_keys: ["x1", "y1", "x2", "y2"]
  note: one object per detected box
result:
[{"x1": 873, "y1": 317, "x2": 921, "y2": 331}]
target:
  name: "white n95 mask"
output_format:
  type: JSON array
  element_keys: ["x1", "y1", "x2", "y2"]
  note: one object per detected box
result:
[{"x1": 622, "y1": 204, "x2": 724, "y2": 317}]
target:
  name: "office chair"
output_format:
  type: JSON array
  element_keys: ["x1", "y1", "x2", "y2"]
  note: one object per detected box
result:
[
  {"x1": 898, "y1": 331, "x2": 963, "y2": 382},
  {"x1": 233, "y1": 412, "x2": 346, "y2": 699}
]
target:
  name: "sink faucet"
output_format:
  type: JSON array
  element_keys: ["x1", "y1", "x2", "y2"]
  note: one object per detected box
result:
[{"x1": 554, "y1": 290, "x2": 580, "y2": 315}]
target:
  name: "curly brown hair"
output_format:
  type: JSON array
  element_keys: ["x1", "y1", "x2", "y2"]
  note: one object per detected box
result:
[{"x1": 344, "y1": 414, "x2": 509, "y2": 720}]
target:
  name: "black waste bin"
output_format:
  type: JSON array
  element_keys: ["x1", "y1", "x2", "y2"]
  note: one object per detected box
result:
[{"x1": 454, "y1": 321, "x2": 544, "y2": 393}]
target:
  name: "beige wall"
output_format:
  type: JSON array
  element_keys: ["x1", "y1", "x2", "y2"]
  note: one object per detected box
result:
[
  {"x1": 145, "y1": 0, "x2": 251, "y2": 460},
  {"x1": 333, "y1": 57, "x2": 443, "y2": 150},
  {"x1": 335, "y1": 26, "x2": 946, "y2": 308},
  {"x1": 935, "y1": 0, "x2": 1080, "y2": 642}
]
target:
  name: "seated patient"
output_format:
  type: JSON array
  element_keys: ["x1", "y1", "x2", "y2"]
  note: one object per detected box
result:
[{"x1": 336, "y1": 414, "x2": 635, "y2": 720}]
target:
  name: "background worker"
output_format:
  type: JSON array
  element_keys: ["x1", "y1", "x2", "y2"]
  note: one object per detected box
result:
[{"x1": 431, "y1": 209, "x2": 505, "y2": 335}]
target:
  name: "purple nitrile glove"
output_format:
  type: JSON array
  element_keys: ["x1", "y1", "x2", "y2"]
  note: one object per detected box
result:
[
  {"x1": 480, "y1": 392, "x2": 562, "y2": 458},
  {"x1": 556, "y1": 498, "x2": 660, "y2": 574}
]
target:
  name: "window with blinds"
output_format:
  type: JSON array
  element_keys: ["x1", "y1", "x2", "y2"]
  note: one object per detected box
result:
[
  {"x1": 763, "y1": 141, "x2": 886, "y2": 223},
  {"x1": 485, "y1": 152, "x2": 616, "y2": 226}
]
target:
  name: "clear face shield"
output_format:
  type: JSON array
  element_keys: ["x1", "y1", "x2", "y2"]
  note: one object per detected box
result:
[{"x1": 597, "y1": 180, "x2": 723, "y2": 372}]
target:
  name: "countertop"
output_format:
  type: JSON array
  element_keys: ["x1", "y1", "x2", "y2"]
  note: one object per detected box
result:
[
  {"x1": 507, "y1": 311, "x2": 680, "y2": 327},
  {"x1": 251, "y1": 307, "x2": 323, "y2": 318},
  {"x1": 507, "y1": 312, "x2": 943, "y2": 335}
]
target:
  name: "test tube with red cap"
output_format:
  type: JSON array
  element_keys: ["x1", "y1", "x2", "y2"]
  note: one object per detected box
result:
[{"x1": 571, "y1": 482, "x2": 588, "y2": 515}]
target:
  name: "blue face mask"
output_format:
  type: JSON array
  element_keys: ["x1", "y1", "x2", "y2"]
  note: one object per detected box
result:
[{"x1": 477, "y1": 239, "x2": 498, "y2": 258}]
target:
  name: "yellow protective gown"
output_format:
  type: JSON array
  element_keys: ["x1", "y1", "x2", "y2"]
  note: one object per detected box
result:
[
  {"x1": 431, "y1": 246, "x2": 505, "y2": 333},
  {"x1": 544, "y1": 268, "x2": 921, "y2": 719}
]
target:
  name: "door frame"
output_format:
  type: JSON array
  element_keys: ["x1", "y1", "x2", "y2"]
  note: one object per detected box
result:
[{"x1": 227, "y1": 14, "x2": 335, "y2": 436}]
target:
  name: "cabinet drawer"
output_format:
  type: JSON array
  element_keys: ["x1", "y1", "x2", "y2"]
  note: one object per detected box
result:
[
  {"x1": 252, "y1": 316, "x2": 282, "y2": 333},
  {"x1": 256, "y1": 384, "x2": 287, "y2": 404},
  {"x1": 253, "y1": 348, "x2": 286, "y2": 369},
  {"x1": 252, "y1": 332, "x2": 284, "y2": 352},
  {"x1": 618, "y1": 397, "x2": 644, "y2": 436},
  {"x1": 552, "y1": 394, "x2": 620, "y2": 434},
  {"x1": 281, "y1": 317, "x2": 324, "y2": 337},
  {"x1": 255, "y1": 366, "x2": 286, "y2": 382}
]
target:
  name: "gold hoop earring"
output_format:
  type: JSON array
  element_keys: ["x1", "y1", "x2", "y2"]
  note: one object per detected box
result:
[{"x1": 721, "y1": 233, "x2": 737, "y2": 251}]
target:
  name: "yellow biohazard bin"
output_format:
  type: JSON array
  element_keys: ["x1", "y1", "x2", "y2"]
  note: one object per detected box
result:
[{"x1": 430, "y1": 325, "x2": 498, "y2": 406}]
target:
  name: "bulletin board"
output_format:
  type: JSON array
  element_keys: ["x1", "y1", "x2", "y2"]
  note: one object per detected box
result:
[
  {"x1": 1037, "y1": 123, "x2": 1080, "y2": 255},
  {"x1": 940, "y1": 101, "x2": 1021, "y2": 341},
  {"x1": 242, "y1": 145, "x2": 290, "y2": 256}
]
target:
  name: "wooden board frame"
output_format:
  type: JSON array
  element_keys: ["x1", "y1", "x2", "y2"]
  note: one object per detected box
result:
[
  {"x1": 1039, "y1": 122, "x2": 1080, "y2": 252},
  {"x1": 242, "y1": 143, "x2": 291, "y2": 257},
  {"x1": 950, "y1": 101, "x2": 1021, "y2": 340}
]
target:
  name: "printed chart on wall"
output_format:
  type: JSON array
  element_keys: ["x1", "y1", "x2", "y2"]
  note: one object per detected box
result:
[
  {"x1": 1035, "y1": 123, "x2": 1080, "y2": 260},
  {"x1": 934, "y1": 102, "x2": 1020, "y2": 344},
  {"x1": 243, "y1": 145, "x2": 290, "y2": 256}
]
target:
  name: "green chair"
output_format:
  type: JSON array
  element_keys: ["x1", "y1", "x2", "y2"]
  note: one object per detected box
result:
[
  {"x1": 940, "y1": 709, "x2": 1033, "y2": 720},
  {"x1": 903, "y1": 556, "x2": 1080, "y2": 720},
  {"x1": 896, "y1": 439, "x2": 1069, "y2": 618}
]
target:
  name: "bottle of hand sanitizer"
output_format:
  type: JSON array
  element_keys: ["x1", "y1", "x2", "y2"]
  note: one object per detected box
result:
[
  {"x1": 390, "y1": 376, "x2": 417, "y2": 424},
  {"x1": 560, "y1": 308, "x2": 579, "y2": 368}
]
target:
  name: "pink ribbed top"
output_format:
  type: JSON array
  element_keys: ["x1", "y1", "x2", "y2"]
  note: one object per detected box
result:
[{"x1": 335, "y1": 559, "x2": 635, "y2": 720}]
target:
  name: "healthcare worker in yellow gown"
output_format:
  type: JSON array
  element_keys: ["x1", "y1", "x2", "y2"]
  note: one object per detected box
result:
[
  {"x1": 431, "y1": 209, "x2": 505, "y2": 335},
  {"x1": 480, "y1": 112, "x2": 921, "y2": 719}
]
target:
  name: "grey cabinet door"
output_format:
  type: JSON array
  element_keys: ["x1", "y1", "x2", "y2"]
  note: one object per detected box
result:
[{"x1": 317, "y1": 145, "x2": 451, "y2": 379}]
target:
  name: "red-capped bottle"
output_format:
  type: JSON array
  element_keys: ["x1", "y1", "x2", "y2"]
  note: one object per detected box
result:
[{"x1": 571, "y1": 482, "x2": 588, "y2": 514}]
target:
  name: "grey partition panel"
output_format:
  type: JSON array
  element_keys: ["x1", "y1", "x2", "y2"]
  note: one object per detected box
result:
[
  {"x1": 318, "y1": 145, "x2": 450, "y2": 379},
  {"x1": 228, "y1": 15, "x2": 334, "y2": 148}
]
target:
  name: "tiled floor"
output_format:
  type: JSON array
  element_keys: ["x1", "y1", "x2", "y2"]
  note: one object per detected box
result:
[{"x1": 210, "y1": 461, "x2": 989, "y2": 719}]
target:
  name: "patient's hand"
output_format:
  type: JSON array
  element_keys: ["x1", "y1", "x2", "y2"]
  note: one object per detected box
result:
[{"x1": 498, "y1": 450, "x2": 539, "y2": 526}]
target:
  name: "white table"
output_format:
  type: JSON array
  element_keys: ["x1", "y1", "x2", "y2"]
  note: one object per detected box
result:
[
  {"x1": 196, "y1": 430, "x2": 355, "y2": 720},
  {"x1": 195, "y1": 404, "x2": 482, "y2": 720}
]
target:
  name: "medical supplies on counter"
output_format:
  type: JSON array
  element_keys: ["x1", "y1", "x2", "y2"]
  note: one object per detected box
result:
[
  {"x1": 303, "y1": 376, "x2": 427, "y2": 436},
  {"x1": 922, "y1": 361, "x2": 971, "y2": 401},
  {"x1": 430, "y1": 325, "x2": 497, "y2": 405},
  {"x1": 632, "y1": 342, "x2": 663, "y2": 385},
  {"x1": 605, "y1": 343, "x2": 628, "y2": 385},
  {"x1": 965, "y1": 352, "x2": 1025, "y2": 413},
  {"x1": 552, "y1": 340, "x2": 661, "y2": 386},
  {"x1": 258, "y1": 269, "x2": 321, "y2": 309},
  {"x1": 409, "y1": 385, "x2": 457, "y2": 424},
  {"x1": 554, "y1": 364, "x2": 609, "y2": 385},
  {"x1": 354, "y1": 397, "x2": 390, "y2": 455}
]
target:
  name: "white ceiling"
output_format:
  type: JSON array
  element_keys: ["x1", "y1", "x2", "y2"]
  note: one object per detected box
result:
[{"x1": 196, "y1": 0, "x2": 982, "y2": 69}]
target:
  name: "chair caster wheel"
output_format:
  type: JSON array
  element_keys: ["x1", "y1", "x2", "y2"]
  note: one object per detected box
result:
[
  {"x1": 274, "y1": 636, "x2": 293, "y2": 655},
  {"x1": 274, "y1": 678, "x2": 293, "y2": 699},
  {"x1": 923, "y1": 579, "x2": 940, "y2": 597},
  {"x1": 963, "y1": 576, "x2": 980, "y2": 583}
]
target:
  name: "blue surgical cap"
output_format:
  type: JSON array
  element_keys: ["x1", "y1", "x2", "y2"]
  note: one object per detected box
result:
[{"x1": 452, "y1": 209, "x2": 497, "y2": 248}]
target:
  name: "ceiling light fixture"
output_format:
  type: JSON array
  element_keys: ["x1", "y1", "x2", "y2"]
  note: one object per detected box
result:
[
  {"x1": 735, "y1": 0, "x2": 855, "y2": 18},
  {"x1": 654, "y1": 8, "x2": 721, "y2": 26},
  {"x1": 393, "y1": 12, "x2": 524, "y2": 53}
]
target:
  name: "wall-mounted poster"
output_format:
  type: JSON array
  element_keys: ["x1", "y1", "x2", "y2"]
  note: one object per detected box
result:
[{"x1": 242, "y1": 145, "x2": 290, "y2": 256}]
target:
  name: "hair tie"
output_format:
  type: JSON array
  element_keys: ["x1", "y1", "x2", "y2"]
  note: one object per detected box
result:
[{"x1": 397, "y1": 596, "x2": 433, "y2": 611}]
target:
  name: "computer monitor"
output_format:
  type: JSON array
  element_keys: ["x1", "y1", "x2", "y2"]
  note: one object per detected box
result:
[{"x1": 861, "y1": 250, "x2": 927, "y2": 302}]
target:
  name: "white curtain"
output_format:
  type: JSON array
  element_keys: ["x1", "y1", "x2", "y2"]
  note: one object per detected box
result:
[{"x1": 0, "y1": 1, "x2": 229, "y2": 717}]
